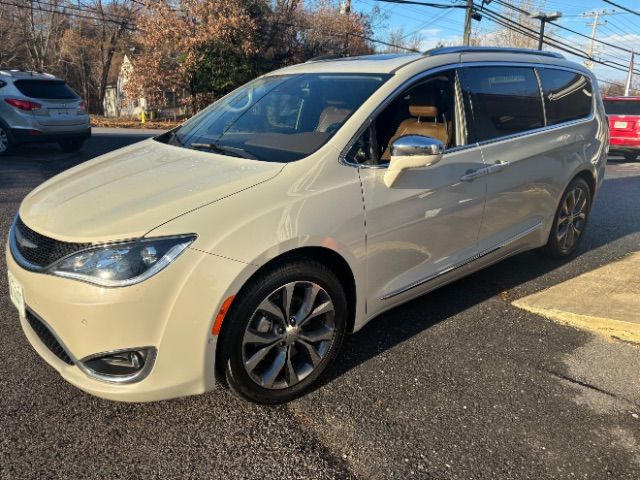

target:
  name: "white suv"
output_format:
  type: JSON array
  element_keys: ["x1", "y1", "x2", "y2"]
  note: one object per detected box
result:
[
  {"x1": 0, "y1": 69, "x2": 90, "y2": 155},
  {"x1": 7, "y1": 47, "x2": 608, "y2": 403}
]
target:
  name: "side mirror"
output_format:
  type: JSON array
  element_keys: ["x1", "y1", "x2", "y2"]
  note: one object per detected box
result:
[{"x1": 383, "y1": 135, "x2": 444, "y2": 187}]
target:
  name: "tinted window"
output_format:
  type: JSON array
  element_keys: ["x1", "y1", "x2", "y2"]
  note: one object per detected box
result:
[
  {"x1": 460, "y1": 66, "x2": 544, "y2": 142},
  {"x1": 14, "y1": 79, "x2": 79, "y2": 99},
  {"x1": 538, "y1": 69, "x2": 592, "y2": 124},
  {"x1": 604, "y1": 99, "x2": 640, "y2": 115},
  {"x1": 0, "y1": 80, "x2": 5, "y2": 88},
  {"x1": 158, "y1": 73, "x2": 388, "y2": 163}
]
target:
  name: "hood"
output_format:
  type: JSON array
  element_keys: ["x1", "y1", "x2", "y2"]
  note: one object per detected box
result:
[{"x1": 19, "y1": 139, "x2": 285, "y2": 242}]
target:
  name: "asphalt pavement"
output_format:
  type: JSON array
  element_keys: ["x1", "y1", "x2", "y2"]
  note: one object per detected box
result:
[{"x1": 0, "y1": 129, "x2": 639, "y2": 479}]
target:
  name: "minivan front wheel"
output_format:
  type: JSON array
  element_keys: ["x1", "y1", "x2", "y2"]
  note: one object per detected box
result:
[
  {"x1": 222, "y1": 260, "x2": 347, "y2": 403},
  {"x1": 542, "y1": 177, "x2": 591, "y2": 258}
]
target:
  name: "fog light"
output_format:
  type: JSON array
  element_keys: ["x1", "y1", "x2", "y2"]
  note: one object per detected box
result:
[{"x1": 79, "y1": 347, "x2": 156, "y2": 384}]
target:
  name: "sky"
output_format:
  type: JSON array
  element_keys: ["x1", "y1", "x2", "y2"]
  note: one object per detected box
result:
[{"x1": 355, "y1": 0, "x2": 640, "y2": 85}]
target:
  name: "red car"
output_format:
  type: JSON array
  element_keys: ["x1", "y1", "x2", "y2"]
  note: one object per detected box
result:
[{"x1": 604, "y1": 96, "x2": 640, "y2": 161}]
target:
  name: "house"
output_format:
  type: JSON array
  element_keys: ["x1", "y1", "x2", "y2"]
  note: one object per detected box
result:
[{"x1": 103, "y1": 55, "x2": 187, "y2": 119}]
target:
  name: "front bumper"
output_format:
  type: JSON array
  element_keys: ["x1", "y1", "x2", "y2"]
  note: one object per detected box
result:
[
  {"x1": 6, "y1": 243, "x2": 257, "y2": 402},
  {"x1": 10, "y1": 126, "x2": 91, "y2": 145}
]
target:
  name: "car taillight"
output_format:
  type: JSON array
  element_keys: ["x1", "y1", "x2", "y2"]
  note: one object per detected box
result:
[{"x1": 5, "y1": 98, "x2": 42, "y2": 111}]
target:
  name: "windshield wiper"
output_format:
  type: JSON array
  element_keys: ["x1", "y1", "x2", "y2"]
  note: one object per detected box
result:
[
  {"x1": 190, "y1": 142, "x2": 257, "y2": 160},
  {"x1": 165, "y1": 130, "x2": 184, "y2": 146}
]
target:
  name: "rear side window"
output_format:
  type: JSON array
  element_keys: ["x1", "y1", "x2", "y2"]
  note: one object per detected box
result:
[
  {"x1": 538, "y1": 69, "x2": 592, "y2": 125},
  {"x1": 13, "y1": 80, "x2": 78, "y2": 100},
  {"x1": 459, "y1": 66, "x2": 544, "y2": 142},
  {"x1": 604, "y1": 100, "x2": 640, "y2": 115},
  {"x1": 0, "y1": 80, "x2": 5, "y2": 88}
]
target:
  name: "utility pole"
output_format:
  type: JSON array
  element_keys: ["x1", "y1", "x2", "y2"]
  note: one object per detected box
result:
[
  {"x1": 463, "y1": 0, "x2": 473, "y2": 46},
  {"x1": 625, "y1": 52, "x2": 635, "y2": 96},
  {"x1": 340, "y1": 0, "x2": 351, "y2": 55},
  {"x1": 583, "y1": 10, "x2": 614, "y2": 69},
  {"x1": 530, "y1": 11, "x2": 562, "y2": 50}
]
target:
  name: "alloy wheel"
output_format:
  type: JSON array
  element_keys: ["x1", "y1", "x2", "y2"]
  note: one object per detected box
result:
[
  {"x1": 241, "y1": 281, "x2": 336, "y2": 390},
  {"x1": 556, "y1": 186, "x2": 588, "y2": 251}
]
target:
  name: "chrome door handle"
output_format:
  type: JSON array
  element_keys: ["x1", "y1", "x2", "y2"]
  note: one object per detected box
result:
[
  {"x1": 487, "y1": 160, "x2": 509, "y2": 174},
  {"x1": 460, "y1": 161, "x2": 509, "y2": 182},
  {"x1": 460, "y1": 167, "x2": 488, "y2": 182}
]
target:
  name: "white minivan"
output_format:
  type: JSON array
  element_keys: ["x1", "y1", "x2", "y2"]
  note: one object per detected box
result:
[{"x1": 7, "y1": 47, "x2": 608, "y2": 403}]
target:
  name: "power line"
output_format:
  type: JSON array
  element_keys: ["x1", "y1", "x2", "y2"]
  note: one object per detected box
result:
[
  {"x1": 371, "y1": 0, "x2": 463, "y2": 8},
  {"x1": 0, "y1": 0, "x2": 138, "y2": 30},
  {"x1": 273, "y1": 19, "x2": 421, "y2": 53},
  {"x1": 492, "y1": 0, "x2": 636, "y2": 54},
  {"x1": 602, "y1": 0, "x2": 640, "y2": 17},
  {"x1": 368, "y1": 0, "x2": 639, "y2": 74},
  {"x1": 399, "y1": 5, "x2": 457, "y2": 40},
  {"x1": 462, "y1": 1, "x2": 640, "y2": 76}
]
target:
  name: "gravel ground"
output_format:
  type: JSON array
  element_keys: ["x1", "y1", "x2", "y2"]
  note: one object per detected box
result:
[{"x1": 0, "y1": 131, "x2": 639, "y2": 479}]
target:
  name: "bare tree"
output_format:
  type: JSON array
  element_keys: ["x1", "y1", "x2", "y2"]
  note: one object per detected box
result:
[
  {"x1": 83, "y1": 1, "x2": 137, "y2": 114},
  {"x1": 15, "y1": 1, "x2": 68, "y2": 72},
  {"x1": 384, "y1": 27, "x2": 422, "y2": 53},
  {"x1": 0, "y1": 5, "x2": 27, "y2": 67}
]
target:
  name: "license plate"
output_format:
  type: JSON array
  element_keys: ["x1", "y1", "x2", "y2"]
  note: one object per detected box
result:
[
  {"x1": 8, "y1": 271, "x2": 26, "y2": 319},
  {"x1": 50, "y1": 109, "x2": 69, "y2": 116},
  {"x1": 614, "y1": 121, "x2": 628, "y2": 129}
]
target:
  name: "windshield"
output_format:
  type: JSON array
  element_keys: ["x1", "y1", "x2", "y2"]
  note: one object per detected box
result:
[
  {"x1": 604, "y1": 100, "x2": 640, "y2": 116},
  {"x1": 156, "y1": 73, "x2": 389, "y2": 162}
]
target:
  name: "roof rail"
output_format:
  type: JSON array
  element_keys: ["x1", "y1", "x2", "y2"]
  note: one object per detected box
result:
[
  {"x1": 306, "y1": 54, "x2": 346, "y2": 63},
  {"x1": 0, "y1": 68, "x2": 55, "y2": 77},
  {"x1": 423, "y1": 46, "x2": 564, "y2": 59}
]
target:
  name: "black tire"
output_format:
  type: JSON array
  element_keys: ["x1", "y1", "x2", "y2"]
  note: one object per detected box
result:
[
  {"x1": 541, "y1": 177, "x2": 591, "y2": 259},
  {"x1": 623, "y1": 152, "x2": 638, "y2": 162},
  {"x1": 220, "y1": 259, "x2": 347, "y2": 404},
  {"x1": 0, "y1": 124, "x2": 11, "y2": 156},
  {"x1": 59, "y1": 139, "x2": 84, "y2": 153}
]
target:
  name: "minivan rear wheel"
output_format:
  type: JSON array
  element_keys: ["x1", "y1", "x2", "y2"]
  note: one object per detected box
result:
[
  {"x1": 221, "y1": 259, "x2": 347, "y2": 404},
  {"x1": 542, "y1": 177, "x2": 591, "y2": 259}
]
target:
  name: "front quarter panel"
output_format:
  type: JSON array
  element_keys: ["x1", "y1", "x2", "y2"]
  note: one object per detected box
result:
[{"x1": 147, "y1": 149, "x2": 368, "y2": 329}]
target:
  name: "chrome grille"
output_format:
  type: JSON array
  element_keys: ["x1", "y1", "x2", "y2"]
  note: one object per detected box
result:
[{"x1": 13, "y1": 217, "x2": 90, "y2": 269}]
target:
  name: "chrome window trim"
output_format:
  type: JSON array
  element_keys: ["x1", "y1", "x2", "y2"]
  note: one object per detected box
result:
[
  {"x1": 475, "y1": 114, "x2": 593, "y2": 148},
  {"x1": 453, "y1": 69, "x2": 469, "y2": 147},
  {"x1": 533, "y1": 67, "x2": 548, "y2": 126},
  {"x1": 459, "y1": 62, "x2": 596, "y2": 149},
  {"x1": 339, "y1": 60, "x2": 595, "y2": 169},
  {"x1": 380, "y1": 221, "x2": 543, "y2": 300}
]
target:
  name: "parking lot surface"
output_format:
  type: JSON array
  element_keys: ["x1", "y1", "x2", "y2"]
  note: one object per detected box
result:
[{"x1": 1, "y1": 130, "x2": 639, "y2": 479}]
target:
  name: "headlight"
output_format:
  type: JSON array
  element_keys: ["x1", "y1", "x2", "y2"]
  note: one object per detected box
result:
[{"x1": 48, "y1": 235, "x2": 196, "y2": 287}]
